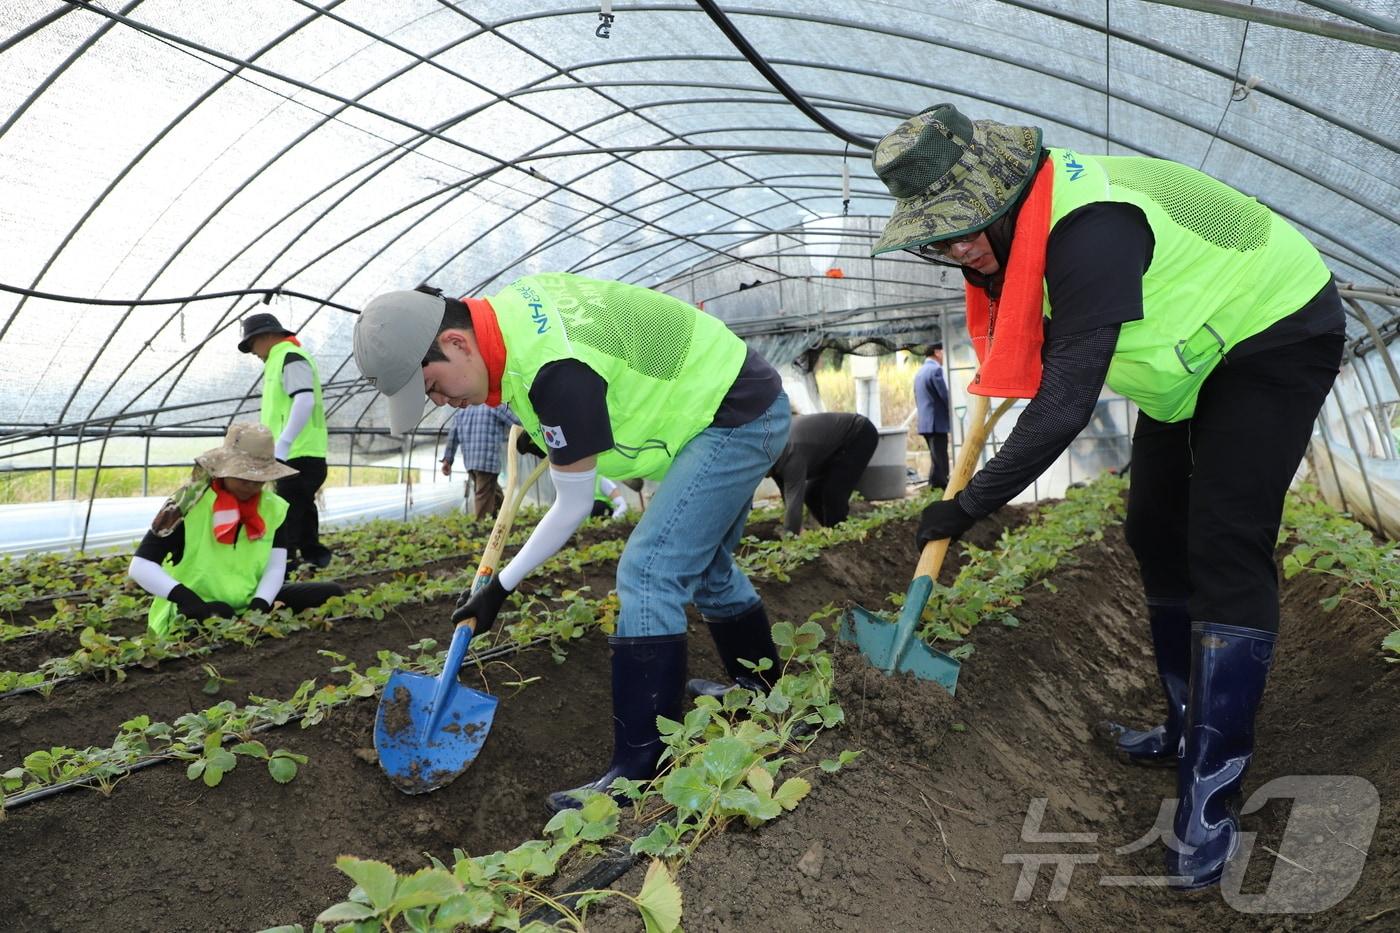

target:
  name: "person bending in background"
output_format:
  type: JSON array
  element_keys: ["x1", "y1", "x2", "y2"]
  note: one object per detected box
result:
[
  {"x1": 871, "y1": 103, "x2": 1344, "y2": 889},
  {"x1": 129, "y1": 423, "x2": 344, "y2": 637},
  {"x1": 914, "y1": 342, "x2": 951, "y2": 489},
  {"x1": 440, "y1": 402, "x2": 521, "y2": 519},
  {"x1": 352, "y1": 276, "x2": 789, "y2": 813},
  {"x1": 239, "y1": 313, "x2": 333, "y2": 570},
  {"x1": 591, "y1": 475, "x2": 629, "y2": 520},
  {"x1": 768, "y1": 411, "x2": 879, "y2": 535}
]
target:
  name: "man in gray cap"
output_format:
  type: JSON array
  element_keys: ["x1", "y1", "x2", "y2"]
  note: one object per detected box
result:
[
  {"x1": 239, "y1": 312, "x2": 332, "y2": 570},
  {"x1": 128, "y1": 423, "x2": 343, "y2": 637},
  {"x1": 353, "y1": 278, "x2": 789, "y2": 812},
  {"x1": 871, "y1": 103, "x2": 1344, "y2": 889}
]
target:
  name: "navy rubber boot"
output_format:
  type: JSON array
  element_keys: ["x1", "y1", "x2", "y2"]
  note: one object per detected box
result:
[
  {"x1": 545, "y1": 634, "x2": 686, "y2": 813},
  {"x1": 1167, "y1": 622, "x2": 1276, "y2": 890},
  {"x1": 685, "y1": 602, "x2": 780, "y2": 699},
  {"x1": 1104, "y1": 598, "x2": 1190, "y2": 765}
]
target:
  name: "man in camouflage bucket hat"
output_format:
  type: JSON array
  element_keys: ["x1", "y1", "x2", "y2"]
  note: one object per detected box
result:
[
  {"x1": 871, "y1": 103, "x2": 1347, "y2": 891},
  {"x1": 869, "y1": 103, "x2": 1041, "y2": 257}
]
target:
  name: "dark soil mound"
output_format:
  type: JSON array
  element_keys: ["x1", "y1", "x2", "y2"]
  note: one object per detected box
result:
[{"x1": 2, "y1": 510, "x2": 1395, "y2": 933}]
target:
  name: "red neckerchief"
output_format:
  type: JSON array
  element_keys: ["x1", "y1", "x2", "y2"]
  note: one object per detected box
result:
[
  {"x1": 965, "y1": 161, "x2": 1054, "y2": 399},
  {"x1": 464, "y1": 297, "x2": 506, "y2": 407},
  {"x1": 280, "y1": 335, "x2": 302, "y2": 347},
  {"x1": 210, "y1": 478, "x2": 266, "y2": 544}
]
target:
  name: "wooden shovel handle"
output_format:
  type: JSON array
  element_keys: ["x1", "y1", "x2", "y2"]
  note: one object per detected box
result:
[
  {"x1": 912, "y1": 395, "x2": 1017, "y2": 583},
  {"x1": 462, "y1": 427, "x2": 547, "y2": 607}
]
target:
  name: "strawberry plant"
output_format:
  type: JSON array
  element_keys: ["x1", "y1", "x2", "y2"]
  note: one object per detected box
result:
[{"x1": 1280, "y1": 485, "x2": 1399, "y2": 660}]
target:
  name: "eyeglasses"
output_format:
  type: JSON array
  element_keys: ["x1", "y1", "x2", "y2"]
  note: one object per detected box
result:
[{"x1": 912, "y1": 232, "x2": 979, "y2": 259}]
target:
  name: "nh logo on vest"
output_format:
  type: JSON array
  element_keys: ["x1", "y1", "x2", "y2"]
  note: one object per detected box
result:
[
  {"x1": 529, "y1": 302, "x2": 549, "y2": 334},
  {"x1": 1062, "y1": 152, "x2": 1085, "y2": 182}
]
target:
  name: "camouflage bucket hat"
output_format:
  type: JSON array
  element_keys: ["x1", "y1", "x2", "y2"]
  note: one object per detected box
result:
[{"x1": 870, "y1": 103, "x2": 1042, "y2": 257}]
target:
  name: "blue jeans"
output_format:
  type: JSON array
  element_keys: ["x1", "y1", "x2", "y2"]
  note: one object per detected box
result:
[{"x1": 615, "y1": 393, "x2": 791, "y2": 637}]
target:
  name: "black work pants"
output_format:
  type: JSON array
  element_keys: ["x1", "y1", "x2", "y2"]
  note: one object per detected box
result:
[
  {"x1": 1123, "y1": 331, "x2": 1343, "y2": 633},
  {"x1": 804, "y1": 419, "x2": 880, "y2": 527},
  {"x1": 274, "y1": 581, "x2": 344, "y2": 611},
  {"x1": 275, "y1": 456, "x2": 327, "y2": 561},
  {"x1": 923, "y1": 431, "x2": 950, "y2": 488}
]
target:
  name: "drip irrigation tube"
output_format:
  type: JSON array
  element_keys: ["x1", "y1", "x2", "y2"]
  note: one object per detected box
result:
[
  {"x1": 522, "y1": 846, "x2": 643, "y2": 925},
  {"x1": 0, "y1": 635, "x2": 549, "y2": 810}
]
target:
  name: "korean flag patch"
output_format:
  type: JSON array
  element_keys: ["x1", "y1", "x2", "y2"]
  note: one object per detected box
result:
[{"x1": 541, "y1": 424, "x2": 568, "y2": 449}]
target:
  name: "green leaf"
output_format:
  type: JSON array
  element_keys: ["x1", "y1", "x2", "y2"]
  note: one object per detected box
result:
[
  {"x1": 267, "y1": 755, "x2": 299, "y2": 784},
  {"x1": 636, "y1": 859, "x2": 683, "y2": 933},
  {"x1": 745, "y1": 764, "x2": 773, "y2": 796},
  {"x1": 1320, "y1": 594, "x2": 1342, "y2": 611},
  {"x1": 629, "y1": 822, "x2": 675, "y2": 857},
  {"x1": 336, "y1": 857, "x2": 398, "y2": 912},
  {"x1": 701, "y1": 737, "x2": 755, "y2": 784},
  {"x1": 576, "y1": 792, "x2": 620, "y2": 840},
  {"x1": 207, "y1": 748, "x2": 238, "y2": 772},
  {"x1": 316, "y1": 901, "x2": 378, "y2": 923},
  {"x1": 773, "y1": 776, "x2": 811, "y2": 811},
  {"x1": 433, "y1": 890, "x2": 496, "y2": 928},
  {"x1": 231, "y1": 741, "x2": 269, "y2": 759},
  {"x1": 543, "y1": 807, "x2": 583, "y2": 839},
  {"x1": 660, "y1": 765, "x2": 713, "y2": 814},
  {"x1": 391, "y1": 867, "x2": 461, "y2": 911},
  {"x1": 1382, "y1": 629, "x2": 1400, "y2": 658}
]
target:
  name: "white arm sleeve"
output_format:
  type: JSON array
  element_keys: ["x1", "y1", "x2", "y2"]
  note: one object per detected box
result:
[
  {"x1": 598, "y1": 476, "x2": 618, "y2": 496},
  {"x1": 279, "y1": 391, "x2": 315, "y2": 448},
  {"x1": 129, "y1": 556, "x2": 180, "y2": 599},
  {"x1": 254, "y1": 548, "x2": 288, "y2": 605},
  {"x1": 498, "y1": 468, "x2": 595, "y2": 591}
]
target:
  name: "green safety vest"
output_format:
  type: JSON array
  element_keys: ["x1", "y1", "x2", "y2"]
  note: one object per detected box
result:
[
  {"x1": 490, "y1": 273, "x2": 749, "y2": 481},
  {"x1": 1044, "y1": 148, "x2": 1331, "y2": 422},
  {"x1": 147, "y1": 487, "x2": 289, "y2": 636},
  {"x1": 261, "y1": 340, "x2": 328, "y2": 459}
]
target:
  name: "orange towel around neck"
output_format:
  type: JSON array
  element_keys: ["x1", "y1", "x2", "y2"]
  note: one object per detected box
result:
[{"x1": 965, "y1": 162, "x2": 1054, "y2": 399}]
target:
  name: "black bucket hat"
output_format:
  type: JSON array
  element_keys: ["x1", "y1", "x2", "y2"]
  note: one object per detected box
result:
[{"x1": 238, "y1": 312, "x2": 295, "y2": 353}]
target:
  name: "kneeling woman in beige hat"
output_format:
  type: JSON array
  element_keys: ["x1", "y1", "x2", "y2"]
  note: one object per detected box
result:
[{"x1": 128, "y1": 423, "x2": 344, "y2": 637}]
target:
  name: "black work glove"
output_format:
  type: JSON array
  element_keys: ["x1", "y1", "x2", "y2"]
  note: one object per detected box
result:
[
  {"x1": 168, "y1": 584, "x2": 235, "y2": 621},
  {"x1": 915, "y1": 493, "x2": 980, "y2": 548},
  {"x1": 516, "y1": 432, "x2": 546, "y2": 459},
  {"x1": 451, "y1": 576, "x2": 510, "y2": 633},
  {"x1": 248, "y1": 597, "x2": 272, "y2": 613}
]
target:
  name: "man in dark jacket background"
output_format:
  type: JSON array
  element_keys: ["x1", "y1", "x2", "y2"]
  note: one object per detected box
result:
[{"x1": 914, "y1": 342, "x2": 951, "y2": 488}]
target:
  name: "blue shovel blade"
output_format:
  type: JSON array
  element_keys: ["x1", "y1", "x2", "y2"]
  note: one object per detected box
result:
[
  {"x1": 840, "y1": 602, "x2": 961, "y2": 696},
  {"x1": 374, "y1": 670, "x2": 499, "y2": 795}
]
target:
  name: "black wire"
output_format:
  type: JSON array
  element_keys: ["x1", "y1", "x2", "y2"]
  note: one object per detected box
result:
[
  {"x1": 695, "y1": 0, "x2": 877, "y2": 150},
  {"x1": 1200, "y1": 5, "x2": 1254, "y2": 171},
  {"x1": 0, "y1": 282, "x2": 361, "y2": 314}
]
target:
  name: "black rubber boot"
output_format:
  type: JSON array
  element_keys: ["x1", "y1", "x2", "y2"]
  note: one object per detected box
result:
[
  {"x1": 685, "y1": 602, "x2": 780, "y2": 699},
  {"x1": 1103, "y1": 597, "x2": 1190, "y2": 765},
  {"x1": 1167, "y1": 622, "x2": 1276, "y2": 889},
  {"x1": 545, "y1": 634, "x2": 686, "y2": 813}
]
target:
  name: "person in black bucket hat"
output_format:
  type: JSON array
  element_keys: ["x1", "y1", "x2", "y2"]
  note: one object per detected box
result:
[
  {"x1": 871, "y1": 102, "x2": 1346, "y2": 890},
  {"x1": 239, "y1": 312, "x2": 333, "y2": 571},
  {"x1": 237, "y1": 312, "x2": 295, "y2": 353}
]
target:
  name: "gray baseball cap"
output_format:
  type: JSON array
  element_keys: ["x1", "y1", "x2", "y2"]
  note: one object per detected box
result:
[{"x1": 353, "y1": 290, "x2": 445, "y2": 437}]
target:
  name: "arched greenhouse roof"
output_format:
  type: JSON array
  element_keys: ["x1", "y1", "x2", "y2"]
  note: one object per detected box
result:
[{"x1": 1, "y1": 0, "x2": 1397, "y2": 445}]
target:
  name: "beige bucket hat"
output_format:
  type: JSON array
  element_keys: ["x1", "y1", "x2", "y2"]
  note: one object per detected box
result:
[{"x1": 195, "y1": 422, "x2": 299, "y2": 482}]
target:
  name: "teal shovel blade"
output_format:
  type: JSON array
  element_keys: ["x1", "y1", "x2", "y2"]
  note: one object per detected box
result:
[
  {"x1": 839, "y1": 575, "x2": 961, "y2": 696},
  {"x1": 374, "y1": 625, "x2": 498, "y2": 794}
]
